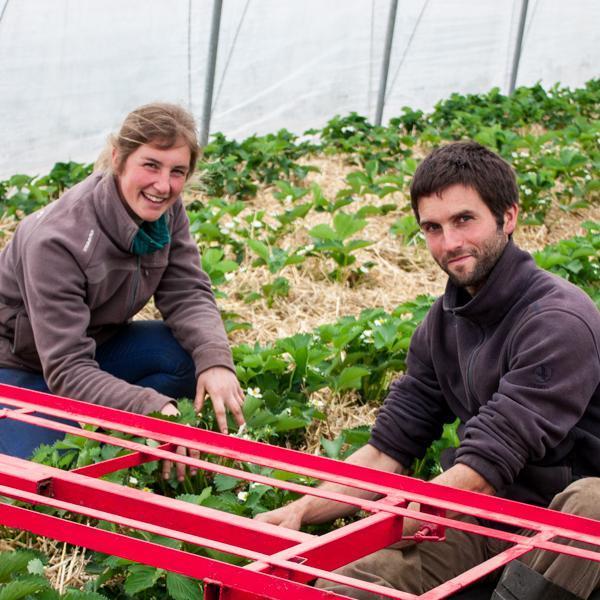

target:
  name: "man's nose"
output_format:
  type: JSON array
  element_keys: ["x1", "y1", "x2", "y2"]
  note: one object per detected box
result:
[{"x1": 442, "y1": 228, "x2": 464, "y2": 253}]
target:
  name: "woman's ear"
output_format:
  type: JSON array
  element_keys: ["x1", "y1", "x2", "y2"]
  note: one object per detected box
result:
[{"x1": 111, "y1": 146, "x2": 120, "y2": 173}]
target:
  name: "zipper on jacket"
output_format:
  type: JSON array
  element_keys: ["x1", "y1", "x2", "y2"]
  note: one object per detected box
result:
[
  {"x1": 127, "y1": 256, "x2": 142, "y2": 317},
  {"x1": 465, "y1": 323, "x2": 486, "y2": 405}
]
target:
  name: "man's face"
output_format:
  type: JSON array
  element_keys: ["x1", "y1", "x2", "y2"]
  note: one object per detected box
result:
[{"x1": 418, "y1": 184, "x2": 518, "y2": 295}]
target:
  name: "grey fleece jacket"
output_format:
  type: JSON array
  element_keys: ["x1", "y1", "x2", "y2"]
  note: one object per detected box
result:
[
  {"x1": 370, "y1": 240, "x2": 600, "y2": 507},
  {"x1": 0, "y1": 172, "x2": 234, "y2": 414}
]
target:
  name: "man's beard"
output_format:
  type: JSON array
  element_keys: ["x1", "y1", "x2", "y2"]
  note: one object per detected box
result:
[{"x1": 438, "y1": 231, "x2": 507, "y2": 292}]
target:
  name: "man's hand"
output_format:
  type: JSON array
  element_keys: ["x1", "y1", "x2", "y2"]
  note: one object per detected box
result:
[
  {"x1": 254, "y1": 444, "x2": 406, "y2": 530},
  {"x1": 195, "y1": 366, "x2": 245, "y2": 434},
  {"x1": 159, "y1": 403, "x2": 201, "y2": 482},
  {"x1": 254, "y1": 504, "x2": 303, "y2": 530}
]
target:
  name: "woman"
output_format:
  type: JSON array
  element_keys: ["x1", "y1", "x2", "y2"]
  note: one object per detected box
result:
[{"x1": 0, "y1": 103, "x2": 244, "y2": 465}]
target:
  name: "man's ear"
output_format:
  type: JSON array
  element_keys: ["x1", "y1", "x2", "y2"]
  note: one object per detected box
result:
[{"x1": 503, "y1": 204, "x2": 519, "y2": 236}]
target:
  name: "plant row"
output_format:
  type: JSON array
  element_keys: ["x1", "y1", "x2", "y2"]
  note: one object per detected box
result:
[{"x1": 1, "y1": 80, "x2": 598, "y2": 227}]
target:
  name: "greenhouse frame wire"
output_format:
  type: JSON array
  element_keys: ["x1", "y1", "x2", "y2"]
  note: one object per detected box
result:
[{"x1": 1, "y1": 383, "x2": 599, "y2": 599}]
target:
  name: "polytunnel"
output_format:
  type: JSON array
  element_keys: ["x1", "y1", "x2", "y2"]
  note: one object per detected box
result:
[{"x1": 0, "y1": 0, "x2": 599, "y2": 177}]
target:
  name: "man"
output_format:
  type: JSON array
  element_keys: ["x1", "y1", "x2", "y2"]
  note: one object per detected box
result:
[{"x1": 256, "y1": 142, "x2": 600, "y2": 599}]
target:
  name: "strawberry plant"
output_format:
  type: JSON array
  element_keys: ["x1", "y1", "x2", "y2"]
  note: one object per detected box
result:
[
  {"x1": 0, "y1": 550, "x2": 108, "y2": 600},
  {"x1": 308, "y1": 211, "x2": 373, "y2": 281},
  {"x1": 533, "y1": 221, "x2": 599, "y2": 306},
  {"x1": 0, "y1": 161, "x2": 93, "y2": 218}
]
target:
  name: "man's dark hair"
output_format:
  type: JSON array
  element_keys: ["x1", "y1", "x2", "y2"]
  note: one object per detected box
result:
[{"x1": 410, "y1": 141, "x2": 519, "y2": 227}]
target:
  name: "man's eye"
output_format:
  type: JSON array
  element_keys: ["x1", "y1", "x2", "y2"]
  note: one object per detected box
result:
[
  {"x1": 145, "y1": 162, "x2": 159, "y2": 169},
  {"x1": 422, "y1": 224, "x2": 439, "y2": 233}
]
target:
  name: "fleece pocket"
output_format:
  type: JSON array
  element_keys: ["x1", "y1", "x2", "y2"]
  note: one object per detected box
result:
[{"x1": 10, "y1": 311, "x2": 39, "y2": 362}]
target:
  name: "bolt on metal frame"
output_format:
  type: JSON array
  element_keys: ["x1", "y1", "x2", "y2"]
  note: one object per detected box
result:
[{"x1": 1, "y1": 383, "x2": 599, "y2": 599}]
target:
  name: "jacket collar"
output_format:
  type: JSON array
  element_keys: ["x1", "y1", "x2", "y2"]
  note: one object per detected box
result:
[
  {"x1": 442, "y1": 240, "x2": 536, "y2": 325},
  {"x1": 93, "y1": 172, "x2": 142, "y2": 253}
]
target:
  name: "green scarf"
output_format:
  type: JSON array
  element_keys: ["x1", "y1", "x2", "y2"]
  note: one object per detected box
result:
[{"x1": 130, "y1": 214, "x2": 171, "y2": 256}]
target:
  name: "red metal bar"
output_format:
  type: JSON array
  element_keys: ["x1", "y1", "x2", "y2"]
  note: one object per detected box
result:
[
  {"x1": 2, "y1": 384, "x2": 599, "y2": 540},
  {"x1": 1, "y1": 384, "x2": 599, "y2": 599},
  {"x1": 5, "y1": 407, "x2": 600, "y2": 553},
  {"x1": 71, "y1": 442, "x2": 176, "y2": 478}
]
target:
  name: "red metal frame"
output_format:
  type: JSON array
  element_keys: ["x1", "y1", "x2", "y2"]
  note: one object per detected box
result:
[{"x1": 1, "y1": 383, "x2": 599, "y2": 599}]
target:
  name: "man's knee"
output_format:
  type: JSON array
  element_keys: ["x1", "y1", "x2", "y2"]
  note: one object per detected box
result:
[
  {"x1": 314, "y1": 547, "x2": 420, "y2": 598},
  {"x1": 550, "y1": 478, "x2": 600, "y2": 520}
]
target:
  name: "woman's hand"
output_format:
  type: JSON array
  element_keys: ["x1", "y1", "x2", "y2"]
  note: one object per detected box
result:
[
  {"x1": 195, "y1": 366, "x2": 245, "y2": 434},
  {"x1": 159, "y1": 403, "x2": 201, "y2": 482}
]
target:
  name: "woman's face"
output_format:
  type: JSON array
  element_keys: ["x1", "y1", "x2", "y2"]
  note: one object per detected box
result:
[{"x1": 113, "y1": 141, "x2": 191, "y2": 222}]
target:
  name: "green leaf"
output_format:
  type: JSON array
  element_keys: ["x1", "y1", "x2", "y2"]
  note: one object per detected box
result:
[
  {"x1": 0, "y1": 576, "x2": 50, "y2": 600},
  {"x1": 247, "y1": 239, "x2": 270, "y2": 262},
  {"x1": 309, "y1": 223, "x2": 337, "y2": 241},
  {"x1": 177, "y1": 487, "x2": 213, "y2": 505},
  {"x1": 0, "y1": 551, "x2": 36, "y2": 583},
  {"x1": 333, "y1": 212, "x2": 367, "y2": 239},
  {"x1": 62, "y1": 590, "x2": 109, "y2": 600},
  {"x1": 214, "y1": 474, "x2": 240, "y2": 492},
  {"x1": 335, "y1": 366, "x2": 370, "y2": 391},
  {"x1": 321, "y1": 435, "x2": 344, "y2": 459},
  {"x1": 242, "y1": 393, "x2": 263, "y2": 419},
  {"x1": 124, "y1": 564, "x2": 163, "y2": 595},
  {"x1": 166, "y1": 572, "x2": 202, "y2": 600},
  {"x1": 273, "y1": 415, "x2": 309, "y2": 432}
]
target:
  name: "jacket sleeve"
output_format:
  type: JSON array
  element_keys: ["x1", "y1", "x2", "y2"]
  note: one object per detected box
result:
[
  {"x1": 370, "y1": 307, "x2": 455, "y2": 468},
  {"x1": 455, "y1": 309, "x2": 600, "y2": 493},
  {"x1": 154, "y1": 200, "x2": 234, "y2": 377},
  {"x1": 19, "y1": 236, "x2": 174, "y2": 415}
]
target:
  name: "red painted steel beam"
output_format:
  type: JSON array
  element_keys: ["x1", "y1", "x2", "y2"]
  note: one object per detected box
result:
[
  {"x1": 5, "y1": 408, "x2": 600, "y2": 565},
  {"x1": 2, "y1": 385, "x2": 600, "y2": 599},
  {"x1": 0, "y1": 486, "x2": 418, "y2": 599},
  {"x1": 2, "y1": 384, "x2": 600, "y2": 544},
  {"x1": 71, "y1": 442, "x2": 176, "y2": 478},
  {"x1": 0, "y1": 454, "x2": 309, "y2": 554},
  {"x1": 253, "y1": 509, "x2": 406, "y2": 583},
  {"x1": 0, "y1": 499, "x2": 402, "y2": 600},
  {"x1": 418, "y1": 531, "x2": 557, "y2": 600}
]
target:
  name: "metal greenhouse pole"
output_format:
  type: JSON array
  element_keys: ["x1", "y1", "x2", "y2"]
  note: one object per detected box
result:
[
  {"x1": 375, "y1": 0, "x2": 399, "y2": 125},
  {"x1": 200, "y1": 0, "x2": 223, "y2": 147},
  {"x1": 508, "y1": 0, "x2": 529, "y2": 95}
]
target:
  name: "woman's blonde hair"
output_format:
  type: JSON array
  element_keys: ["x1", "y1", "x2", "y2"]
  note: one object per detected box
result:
[{"x1": 95, "y1": 102, "x2": 200, "y2": 178}]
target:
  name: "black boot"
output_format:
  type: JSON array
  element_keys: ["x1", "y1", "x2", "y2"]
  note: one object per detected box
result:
[{"x1": 491, "y1": 560, "x2": 581, "y2": 600}]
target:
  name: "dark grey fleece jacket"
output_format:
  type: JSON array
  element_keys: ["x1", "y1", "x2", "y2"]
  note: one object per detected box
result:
[
  {"x1": 370, "y1": 240, "x2": 600, "y2": 507},
  {"x1": 0, "y1": 172, "x2": 234, "y2": 415}
]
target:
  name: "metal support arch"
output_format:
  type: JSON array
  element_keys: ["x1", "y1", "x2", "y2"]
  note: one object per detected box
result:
[
  {"x1": 374, "y1": 0, "x2": 399, "y2": 126},
  {"x1": 200, "y1": 0, "x2": 223, "y2": 147},
  {"x1": 508, "y1": 0, "x2": 529, "y2": 95}
]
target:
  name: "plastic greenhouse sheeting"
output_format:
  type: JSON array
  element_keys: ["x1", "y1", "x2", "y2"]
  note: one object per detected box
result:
[{"x1": 0, "y1": 0, "x2": 598, "y2": 178}]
